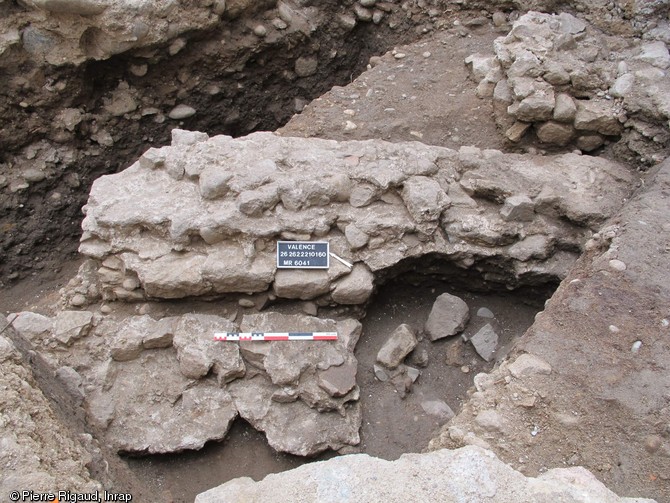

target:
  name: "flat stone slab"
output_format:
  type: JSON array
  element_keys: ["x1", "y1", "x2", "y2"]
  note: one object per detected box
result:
[{"x1": 195, "y1": 446, "x2": 654, "y2": 503}]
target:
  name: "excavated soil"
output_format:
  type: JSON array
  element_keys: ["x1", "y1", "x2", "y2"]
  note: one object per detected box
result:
[{"x1": 2, "y1": 8, "x2": 667, "y2": 503}]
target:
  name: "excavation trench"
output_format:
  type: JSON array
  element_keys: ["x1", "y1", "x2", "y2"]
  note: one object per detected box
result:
[
  {"x1": 0, "y1": 5, "x2": 608, "y2": 502},
  {"x1": 122, "y1": 266, "x2": 554, "y2": 503}
]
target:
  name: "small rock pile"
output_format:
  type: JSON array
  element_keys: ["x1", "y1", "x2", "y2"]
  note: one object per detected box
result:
[
  {"x1": 373, "y1": 292, "x2": 501, "y2": 400},
  {"x1": 466, "y1": 11, "x2": 670, "y2": 162}
]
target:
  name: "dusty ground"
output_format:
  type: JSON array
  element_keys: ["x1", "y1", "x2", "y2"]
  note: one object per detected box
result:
[{"x1": 2, "y1": 14, "x2": 666, "y2": 503}]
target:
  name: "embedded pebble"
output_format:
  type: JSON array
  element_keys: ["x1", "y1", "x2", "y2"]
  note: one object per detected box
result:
[
  {"x1": 272, "y1": 18, "x2": 288, "y2": 30},
  {"x1": 394, "y1": 53, "x2": 406, "y2": 60},
  {"x1": 122, "y1": 278, "x2": 139, "y2": 291},
  {"x1": 609, "y1": 325, "x2": 620, "y2": 333},
  {"x1": 301, "y1": 301, "x2": 318, "y2": 316},
  {"x1": 70, "y1": 293, "x2": 87, "y2": 307},
  {"x1": 100, "y1": 305, "x2": 112, "y2": 314},
  {"x1": 608, "y1": 259, "x2": 627, "y2": 271},
  {"x1": 631, "y1": 340, "x2": 642, "y2": 353},
  {"x1": 476, "y1": 307, "x2": 495, "y2": 319},
  {"x1": 373, "y1": 364, "x2": 389, "y2": 382},
  {"x1": 253, "y1": 25, "x2": 267, "y2": 37},
  {"x1": 461, "y1": 365, "x2": 470, "y2": 374},
  {"x1": 238, "y1": 298, "x2": 255, "y2": 308},
  {"x1": 344, "y1": 120, "x2": 358, "y2": 131},
  {"x1": 422, "y1": 51, "x2": 431, "y2": 58},
  {"x1": 168, "y1": 104, "x2": 196, "y2": 120},
  {"x1": 644, "y1": 435, "x2": 663, "y2": 453},
  {"x1": 129, "y1": 64, "x2": 148, "y2": 77},
  {"x1": 168, "y1": 38, "x2": 186, "y2": 56}
]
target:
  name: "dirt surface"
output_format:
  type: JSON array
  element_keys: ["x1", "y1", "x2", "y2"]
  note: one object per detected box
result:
[
  {"x1": 280, "y1": 24, "x2": 509, "y2": 151},
  {"x1": 2, "y1": 9, "x2": 667, "y2": 503}
]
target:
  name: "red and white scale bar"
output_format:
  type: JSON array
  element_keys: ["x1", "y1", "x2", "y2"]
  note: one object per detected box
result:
[{"x1": 214, "y1": 331, "x2": 338, "y2": 341}]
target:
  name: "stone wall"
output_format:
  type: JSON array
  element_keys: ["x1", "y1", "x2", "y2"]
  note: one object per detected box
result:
[
  {"x1": 466, "y1": 11, "x2": 670, "y2": 163},
  {"x1": 71, "y1": 129, "x2": 637, "y2": 306}
]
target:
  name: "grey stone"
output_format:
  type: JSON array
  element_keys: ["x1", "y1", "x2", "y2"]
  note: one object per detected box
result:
[
  {"x1": 237, "y1": 185, "x2": 280, "y2": 216},
  {"x1": 238, "y1": 298, "x2": 255, "y2": 308},
  {"x1": 500, "y1": 195, "x2": 534, "y2": 222},
  {"x1": 557, "y1": 12, "x2": 586, "y2": 34},
  {"x1": 408, "y1": 347, "x2": 429, "y2": 367},
  {"x1": 10, "y1": 312, "x2": 53, "y2": 341},
  {"x1": 195, "y1": 445, "x2": 652, "y2": 503},
  {"x1": 300, "y1": 301, "x2": 318, "y2": 316},
  {"x1": 377, "y1": 324, "x2": 418, "y2": 369},
  {"x1": 492, "y1": 11, "x2": 507, "y2": 27},
  {"x1": 79, "y1": 132, "x2": 636, "y2": 305},
  {"x1": 476, "y1": 307, "x2": 495, "y2": 319},
  {"x1": 635, "y1": 41, "x2": 670, "y2": 69},
  {"x1": 508, "y1": 353, "x2": 552, "y2": 378},
  {"x1": 52, "y1": 311, "x2": 93, "y2": 345},
  {"x1": 508, "y1": 235, "x2": 552, "y2": 261},
  {"x1": 425, "y1": 293, "x2": 470, "y2": 341},
  {"x1": 168, "y1": 104, "x2": 197, "y2": 120},
  {"x1": 95, "y1": 349, "x2": 238, "y2": 454},
  {"x1": 239, "y1": 312, "x2": 350, "y2": 386},
  {"x1": 172, "y1": 314, "x2": 245, "y2": 384},
  {"x1": 274, "y1": 270, "x2": 331, "y2": 300},
  {"x1": 294, "y1": 57, "x2": 318, "y2": 78},
  {"x1": 475, "y1": 409, "x2": 507, "y2": 433},
  {"x1": 110, "y1": 332, "x2": 143, "y2": 362},
  {"x1": 171, "y1": 129, "x2": 209, "y2": 146},
  {"x1": 55, "y1": 366, "x2": 84, "y2": 400},
  {"x1": 535, "y1": 121, "x2": 575, "y2": 146},
  {"x1": 199, "y1": 167, "x2": 232, "y2": 200},
  {"x1": 401, "y1": 176, "x2": 450, "y2": 223},
  {"x1": 228, "y1": 374, "x2": 361, "y2": 456},
  {"x1": 553, "y1": 93, "x2": 577, "y2": 123},
  {"x1": 406, "y1": 366, "x2": 421, "y2": 383},
  {"x1": 505, "y1": 121, "x2": 530, "y2": 142},
  {"x1": 609, "y1": 74, "x2": 635, "y2": 99},
  {"x1": 104, "y1": 88, "x2": 137, "y2": 117},
  {"x1": 142, "y1": 317, "x2": 176, "y2": 349},
  {"x1": 421, "y1": 399, "x2": 455, "y2": 422},
  {"x1": 373, "y1": 364, "x2": 389, "y2": 382},
  {"x1": 574, "y1": 100, "x2": 623, "y2": 136},
  {"x1": 514, "y1": 88, "x2": 555, "y2": 122},
  {"x1": 332, "y1": 263, "x2": 374, "y2": 304},
  {"x1": 318, "y1": 361, "x2": 357, "y2": 397},
  {"x1": 542, "y1": 62, "x2": 570, "y2": 85},
  {"x1": 464, "y1": 53, "x2": 501, "y2": 82},
  {"x1": 470, "y1": 324, "x2": 499, "y2": 362},
  {"x1": 30, "y1": 0, "x2": 106, "y2": 15},
  {"x1": 344, "y1": 223, "x2": 369, "y2": 249},
  {"x1": 349, "y1": 184, "x2": 378, "y2": 207},
  {"x1": 576, "y1": 134, "x2": 605, "y2": 152}
]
